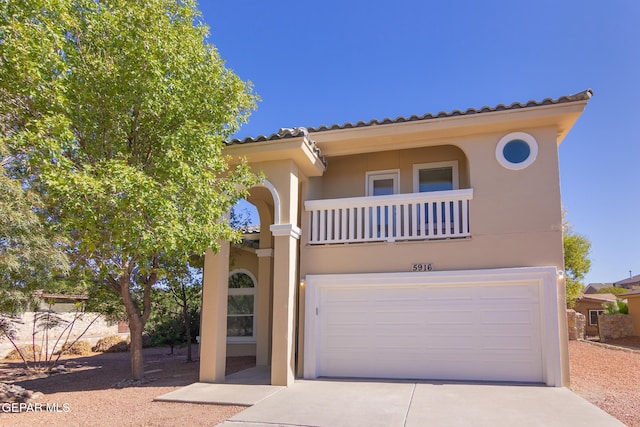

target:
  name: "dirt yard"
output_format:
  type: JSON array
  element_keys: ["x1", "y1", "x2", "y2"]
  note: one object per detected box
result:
[
  {"x1": 569, "y1": 337, "x2": 640, "y2": 427},
  {"x1": 0, "y1": 346, "x2": 253, "y2": 426},
  {"x1": 0, "y1": 339, "x2": 638, "y2": 426}
]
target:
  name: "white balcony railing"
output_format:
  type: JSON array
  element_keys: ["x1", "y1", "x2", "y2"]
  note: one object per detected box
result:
[{"x1": 304, "y1": 189, "x2": 473, "y2": 245}]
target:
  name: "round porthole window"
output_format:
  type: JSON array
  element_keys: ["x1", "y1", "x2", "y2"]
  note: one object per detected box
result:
[{"x1": 496, "y1": 132, "x2": 538, "y2": 170}]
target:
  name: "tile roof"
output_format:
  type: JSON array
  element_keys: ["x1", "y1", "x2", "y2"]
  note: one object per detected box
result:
[
  {"x1": 228, "y1": 89, "x2": 593, "y2": 145},
  {"x1": 615, "y1": 274, "x2": 640, "y2": 286},
  {"x1": 578, "y1": 293, "x2": 618, "y2": 302},
  {"x1": 33, "y1": 291, "x2": 88, "y2": 300},
  {"x1": 584, "y1": 283, "x2": 614, "y2": 293}
]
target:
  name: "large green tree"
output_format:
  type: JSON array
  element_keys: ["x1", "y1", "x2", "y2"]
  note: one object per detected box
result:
[
  {"x1": 563, "y1": 218, "x2": 592, "y2": 308},
  {"x1": 1, "y1": 0, "x2": 258, "y2": 379},
  {"x1": 0, "y1": 141, "x2": 69, "y2": 314}
]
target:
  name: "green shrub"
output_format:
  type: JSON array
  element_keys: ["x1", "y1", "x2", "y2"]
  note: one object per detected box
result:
[
  {"x1": 92, "y1": 335, "x2": 129, "y2": 353},
  {"x1": 603, "y1": 300, "x2": 629, "y2": 315}
]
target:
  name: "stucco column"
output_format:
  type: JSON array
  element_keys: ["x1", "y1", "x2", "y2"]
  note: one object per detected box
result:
[
  {"x1": 255, "y1": 248, "x2": 273, "y2": 366},
  {"x1": 199, "y1": 244, "x2": 230, "y2": 383},
  {"x1": 270, "y1": 224, "x2": 301, "y2": 386}
]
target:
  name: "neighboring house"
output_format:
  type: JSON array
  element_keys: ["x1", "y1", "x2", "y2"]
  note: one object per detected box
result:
[
  {"x1": 584, "y1": 283, "x2": 614, "y2": 294},
  {"x1": 614, "y1": 274, "x2": 640, "y2": 291},
  {"x1": 574, "y1": 293, "x2": 618, "y2": 336},
  {"x1": 34, "y1": 291, "x2": 88, "y2": 313},
  {"x1": 619, "y1": 289, "x2": 640, "y2": 336},
  {"x1": 198, "y1": 90, "x2": 593, "y2": 388}
]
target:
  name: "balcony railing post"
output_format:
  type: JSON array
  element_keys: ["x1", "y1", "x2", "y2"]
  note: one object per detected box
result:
[{"x1": 304, "y1": 189, "x2": 473, "y2": 245}]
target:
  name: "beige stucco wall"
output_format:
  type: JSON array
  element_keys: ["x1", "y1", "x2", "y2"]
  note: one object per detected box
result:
[
  {"x1": 300, "y1": 126, "x2": 564, "y2": 276},
  {"x1": 247, "y1": 160, "x2": 301, "y2": 225},
  {"x1": 627, "y1": 295, "x2": 640, "y2": 336},
  {"x1": 212, "y1": 119, "x2": 575, "y2": 385},
  {"x1": 311, "y1": 145, "x2": 469, "y2": 199},
  {"x1": 297, "y1": 125, "x2": 568, "y2": 385},
  {"x1": 229, "y1": 246, "x2": 258, "y2": 275}
]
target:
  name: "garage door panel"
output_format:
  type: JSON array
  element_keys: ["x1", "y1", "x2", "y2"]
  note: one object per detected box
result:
[
  {"x1": 480, "y1": 307, "x2": 536, "y2": 324},
  {"x1": 482, "y1": 335, "x2": 538, "y2": 350},
  {"x1": 314, "y1": 281, "x2": 543, "y2": 383}
]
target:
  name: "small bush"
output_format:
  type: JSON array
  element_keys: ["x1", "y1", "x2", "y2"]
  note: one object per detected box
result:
[
  {"x1": 92, "y1": 335, "x2": 129, "y2": 353},
  {"x1": 604, "y1": 300, "x2": 629, "y2": 315},
  {"x1": 5, "y1": 344, "x2": 43, "y2": 361},
  {"x1": 58, "y1": 340, "x2": 92, "y2": 356}
]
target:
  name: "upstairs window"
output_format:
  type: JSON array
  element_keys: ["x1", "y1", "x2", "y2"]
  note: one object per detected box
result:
[
  {"x1": 496, "y1": 132, "x2": 538, "y2": 170},
  {"x1": 413, "y1": 161, "x2": 459, "y2": 193},
  {"x1": 366, "y1": 170, "x2": 399, "y2": 196}
]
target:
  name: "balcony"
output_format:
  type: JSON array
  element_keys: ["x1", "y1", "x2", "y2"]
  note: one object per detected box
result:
[{"x1": 304, "y1": 189, "x2": 473, "y2": 245}]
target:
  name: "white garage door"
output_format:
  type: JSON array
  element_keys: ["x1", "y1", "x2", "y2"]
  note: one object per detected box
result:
[{"x1": 304, "y1": 269, "x2": 560, "y2": 384}]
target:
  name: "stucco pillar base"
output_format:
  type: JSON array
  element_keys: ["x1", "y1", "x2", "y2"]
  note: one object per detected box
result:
[
  {"x1": 270, "y1": 224, "x2": 300, "y2": 386},
  {"x1": 199, "y1": 244, "x2": 230, "y2": 383}
]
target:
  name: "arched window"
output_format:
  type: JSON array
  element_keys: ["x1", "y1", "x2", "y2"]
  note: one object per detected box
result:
[{"x1": 227, "y1": 270, "x2": 257, "y2": 342}]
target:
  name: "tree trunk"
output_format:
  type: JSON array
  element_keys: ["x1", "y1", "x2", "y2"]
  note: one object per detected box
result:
[
  {"x1": 183, "y1": 302, "x2": 192, "y2": 362},
  {"x1": 118, "y1": 270, "x2": 147, "y2": 381},
  {"x1": 116, "y1": 256, "x2": 157, "y2": 380},
  {"x1": 127, "y1": 314, "x2": 145, "y2": 380}
]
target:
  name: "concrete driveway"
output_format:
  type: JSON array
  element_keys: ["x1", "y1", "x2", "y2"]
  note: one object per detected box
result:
[
  {"x1": 158, "y1": 376, "x2": 624, "y2": 427},
  {"x1": 216, "y1": 380, "x2": 623, "y2": 427}
]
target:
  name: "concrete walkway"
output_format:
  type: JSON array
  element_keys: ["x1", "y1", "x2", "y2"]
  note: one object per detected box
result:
[
  {"x1": 155, "y1": 366, "x2": 283, "y2": 406},
  {"x1": 157, "y1": 375, "x2": 624, "y2": 427}
]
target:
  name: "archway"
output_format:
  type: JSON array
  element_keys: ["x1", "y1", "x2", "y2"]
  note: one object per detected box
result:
[{"x1": 225, "y1": 182, "x2": 277, "y2": 371}]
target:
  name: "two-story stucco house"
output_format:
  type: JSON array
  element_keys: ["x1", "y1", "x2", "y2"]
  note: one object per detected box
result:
[{"x1": 198, "y1": 90, "x2": 593, "y2": 388}]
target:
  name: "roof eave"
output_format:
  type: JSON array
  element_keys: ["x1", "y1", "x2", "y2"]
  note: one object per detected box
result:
[
  {"x1": 311, "y1": 100, "x2": 589, "y2": 157},
  {"x1": 225, "y1": 136, "x2": 326, "y2": 177}
]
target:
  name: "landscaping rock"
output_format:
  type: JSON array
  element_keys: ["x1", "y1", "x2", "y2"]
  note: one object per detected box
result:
[
  {"x1": 112, "y1": 377, "x2": 156, "y2": 389},
  {"x1": 0, "y1": 382, "x2": 42, "y2": 404}
]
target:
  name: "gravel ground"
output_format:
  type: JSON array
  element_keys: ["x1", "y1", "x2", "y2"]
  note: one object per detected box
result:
[
  {"x1": 569, "y1": 337, "x2": 640, "y2": 427},
  {"x1": 0, "y1": 340, "x2": 638, "y2": 426},
  {"x1": 0, "y1": 346, "x2": 253, "y2": 427}
]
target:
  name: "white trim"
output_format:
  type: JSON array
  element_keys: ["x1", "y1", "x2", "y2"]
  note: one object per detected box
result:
[
  {"x1": 270, "y1": 223, "x2": 302, "y2": 239},
  {"x1": 412, "y1": 160, "x2": 459, "y2": 192},
  {"x1": 305, "y1": 188, "x2": 473, "y2": 209},
  {"x1": 255, "y1": 180, "x2": 281, "y2": 225},
  {"x1": 588, "y1": 309, "x2": 604, "y2": 326},
  {"x1": 365, "y1": 169, "x2": 400, "y2": 196},
  {"x1": 255, "y1": 248, "x2": 274, "y2": 258},
  {"x1": 304, "y1": 266, "x2": 562, "y2": 386},
  {"x1": 496, "y1": 132, "x2": 538, "y2": 170},
  {"x1": 227, "y1": 268, "x2": 258, "y2": 344}
]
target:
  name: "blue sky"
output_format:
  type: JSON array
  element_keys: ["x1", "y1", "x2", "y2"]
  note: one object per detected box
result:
[{"x1": 199, "y1": 1, "x2": 640, "y2": 285}]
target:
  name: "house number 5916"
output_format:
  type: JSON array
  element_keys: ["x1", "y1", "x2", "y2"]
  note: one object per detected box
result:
[{"x1": 411, "y1": 263, "x2": 433, "y2": 272}]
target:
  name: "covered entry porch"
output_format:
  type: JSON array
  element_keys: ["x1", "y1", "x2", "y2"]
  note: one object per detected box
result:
[{"x1": 198, "y1": 130, "x2": 326, "y2": 386}]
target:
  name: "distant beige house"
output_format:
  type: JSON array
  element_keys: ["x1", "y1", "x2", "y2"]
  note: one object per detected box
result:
[
  {"x1": 198, "y1": 90, "x2": 593, "y2": 388},
  {"x1": 619, "y1": 289, "x2": 640, "y2": 336},
  {"x1": 573, "y1": 293, "x2": 619, "y2": 336}
]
